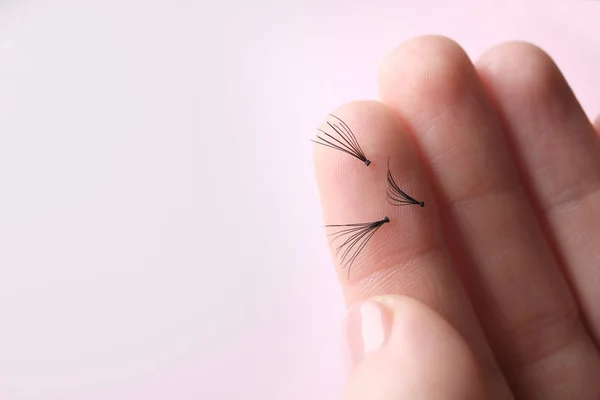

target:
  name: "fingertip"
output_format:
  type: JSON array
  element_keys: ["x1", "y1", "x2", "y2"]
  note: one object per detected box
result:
[
  {"x1": 379, "y1": 35, "x2": 476, "y2": 110},
  {"x1": 312, "y1": 101, "x2": 440, "y2": 286},
  {"x1": 343, "y1": 295, "x2": 486, "y2": 400},
  {"x1": 476, "y1": 41, "x2": 573, "y2": 111},
  {"x1": 313, "y1": 101, "x2": 403, "y2": 232}
]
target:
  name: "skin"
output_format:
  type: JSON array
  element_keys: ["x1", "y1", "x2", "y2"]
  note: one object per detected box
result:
[{"x1": 314, "y1": 36, "x2": 600, "y2": 399}]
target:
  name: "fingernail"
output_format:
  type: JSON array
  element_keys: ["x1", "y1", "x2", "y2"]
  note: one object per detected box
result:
[{"x1": 343, "y1": 300, "x2": 391, "y2": 371}]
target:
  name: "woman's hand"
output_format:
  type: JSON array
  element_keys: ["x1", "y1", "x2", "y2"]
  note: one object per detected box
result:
[{"x1": 315, "y1": 36, "x2": 600, "y2": 399}]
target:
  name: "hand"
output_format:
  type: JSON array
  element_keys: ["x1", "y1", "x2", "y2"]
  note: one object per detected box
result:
[{"x1": 314, "y1": 36, "x2": 600, "y2": 399}]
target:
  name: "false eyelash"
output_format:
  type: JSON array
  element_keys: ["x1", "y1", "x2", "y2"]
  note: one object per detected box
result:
[
  {"x1": 313, "y1": 114, "x2": 371, "y2": 166},
  {"x1": 326, "y1": 216, "x2": 390, "y2": 278},
  {"x1": 387, "y1": 158, "x2": 425, "y2": 207}
]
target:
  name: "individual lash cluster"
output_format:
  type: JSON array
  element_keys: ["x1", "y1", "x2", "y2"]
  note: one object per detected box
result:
[
  {"x1": 314, "y1": 115, "x2": 425, "y2": 277},
  {"x1": 313, "y1": 114, "x2": 371, "y2": 166},
  {"x1": 326, "y1": 217, "x2": 390, "y2": 279},
  {"x1": 387, "y1": 158, "x2": 425, "y2": 208}
]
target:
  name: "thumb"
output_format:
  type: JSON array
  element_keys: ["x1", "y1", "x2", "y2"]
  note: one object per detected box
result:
[{"x1": 343, "y1": 296, "x2": 486, "y2": 400}]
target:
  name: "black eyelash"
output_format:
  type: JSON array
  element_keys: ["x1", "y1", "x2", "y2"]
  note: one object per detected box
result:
[
  {"x1": 387, "y1": 158, "x2": 425, "y2": 207},
  {"x1": 326, "y1": 216, "x2": 390, "y2": 278},
  {"x1": 313, "y1": 114, "x2": 371, "y2": 166}
]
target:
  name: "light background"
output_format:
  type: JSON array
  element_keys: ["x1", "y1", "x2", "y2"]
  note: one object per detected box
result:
[{"x1": 0, "y1": 1, "x2": 599, "y2": 399}]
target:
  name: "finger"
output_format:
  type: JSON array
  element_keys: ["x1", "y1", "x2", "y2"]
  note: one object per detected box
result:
[
  {"x1": 379, "y1": 36, "x2": 600, "y2": 399},
  {"x1": 343, "y1": 296, "x2": 486, "y2": 400},
  {"x1": 594, "y1": 115, "x2": 600, "y2": 135},
  {"x1": 314, "y1": 101, "x2": 512, "y2": 399},
  {"x1": 476, "y1": 42, "x2": 600, "y2": 394}
]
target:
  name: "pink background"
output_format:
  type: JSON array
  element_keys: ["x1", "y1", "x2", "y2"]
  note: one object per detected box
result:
[{"x1": 0, "y1": 1, "x2": 599, "y2": 399}]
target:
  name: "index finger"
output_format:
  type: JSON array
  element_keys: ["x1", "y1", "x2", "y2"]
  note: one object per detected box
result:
[{"x1": 314, "y1": 100, "x2": 512, "y2": 399}]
